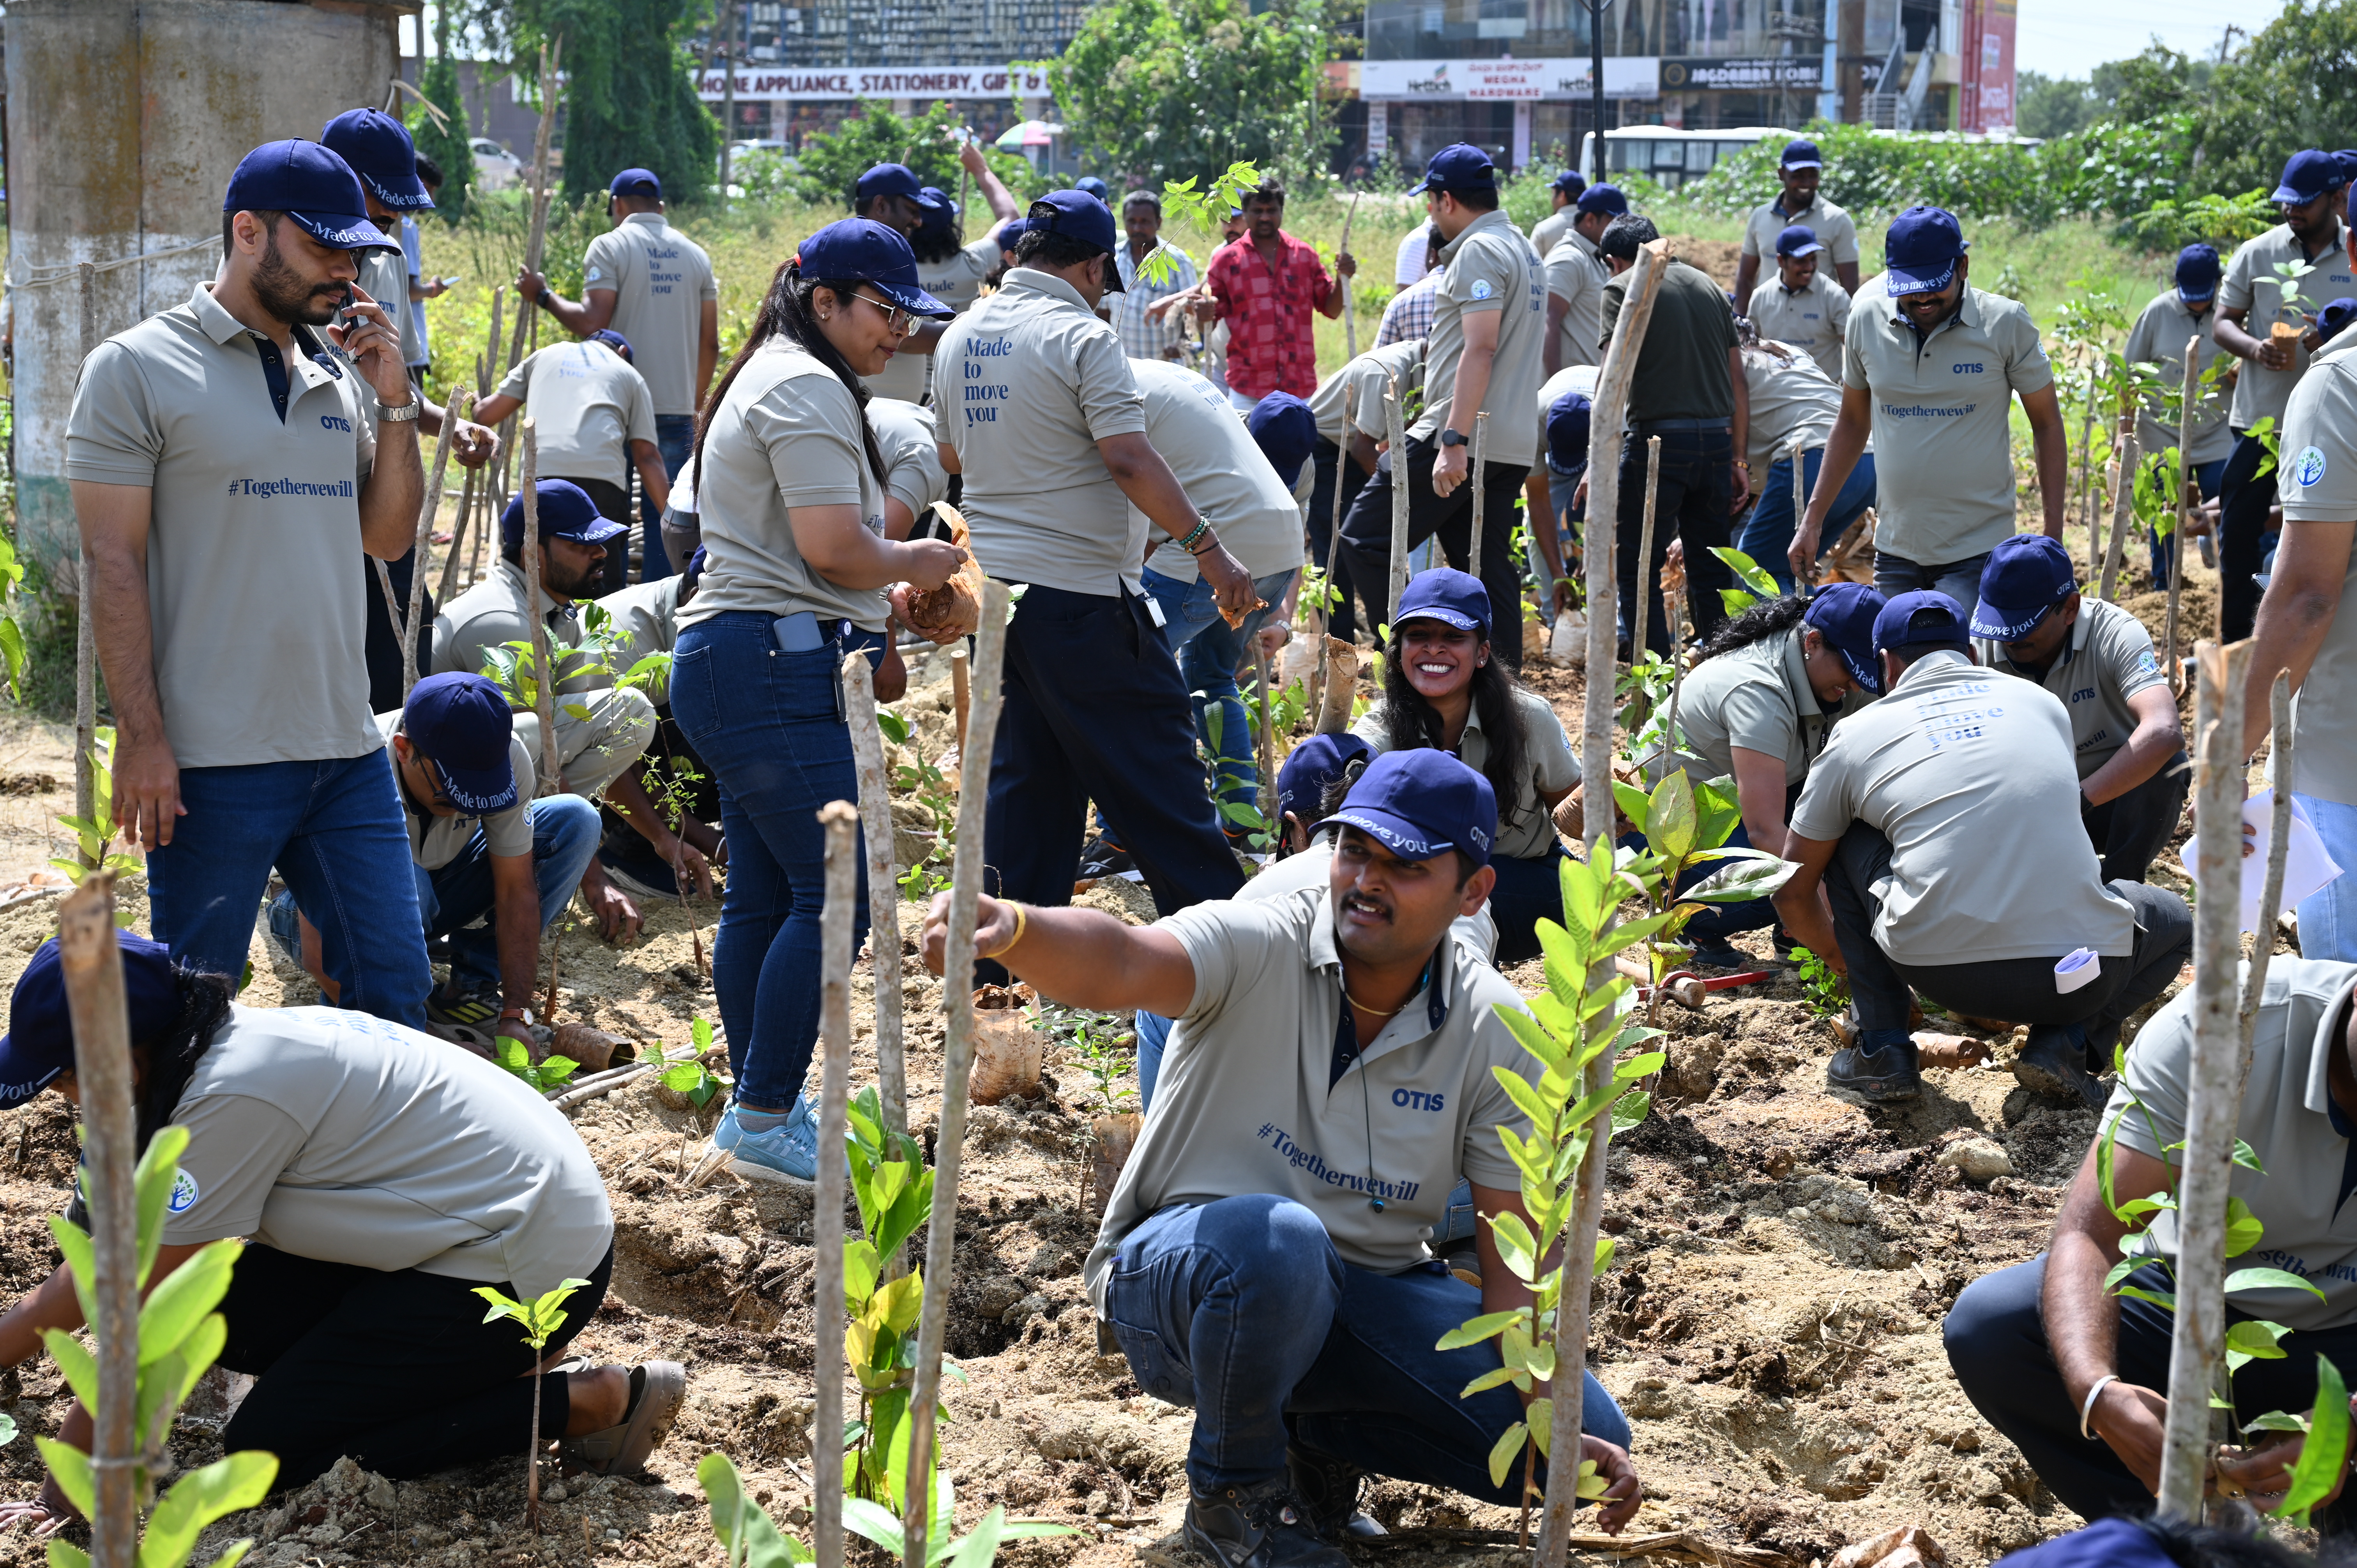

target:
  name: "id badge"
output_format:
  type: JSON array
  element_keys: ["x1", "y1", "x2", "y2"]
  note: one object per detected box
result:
[{"x1": 1145, "y1": 596, "x2": 1168, "y2": 629}]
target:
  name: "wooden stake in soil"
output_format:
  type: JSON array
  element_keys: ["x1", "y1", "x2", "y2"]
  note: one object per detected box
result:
[
  {"x1": 506, "y1": 37, "x2": 563, "y2": 377},
  {"x1": 74, "y1": 262, "x2": 99, "y2": 871},
  {"x1": 2157, "y1": 637, "x2": 2255, "y2": 1522},
  {"x1": 901, "y1": 582, "x2": 1011, "y2": 1568},
  {"x1": 842, "y1": 653, "x2": 909, "y2": 1141},
  {"x1": 1315, "y1": 637, "x2": 1358, "y2": 735},
  {"x1": 951, "y1": 646, "x2": 972, "y2": 756},
  {"x1": 2173, "y1": 336, "x2": 2198, "y2": 662},
  {"x1": 1385, "y1": 380, "x2": 1410, "y2": 628},
  {"x1": 518, "y1": 422, "x2": 562, "y2": 795},
  {"x1": 813, "y1": 800, "x2": 859, "y2": 1568},
  {"x1": 2097, "y1": 427, "x2": 2141, "y2": 605},
  {"x1": 403, "y1": 388, "x2": 471, "y2": 701},
  {"x1": 1788, "y1": 438, "x2": 1807, "y2": 586},
  {"x1": 57, "y1": 874, "x2": 138, "y2": 1568},
  {"x1": 2076, "y1": 395, "x2": 2100, "y2": 581},
  {"x1": 1254, "y1": 641, "x2": 1278, "y2": 837},
  {"x1": 2243, "y1": 671, "x2": 2295, "y2": 1064},
  {"x1": 1630, "y1": 436, "x2": 1662, "y2": 664},
  {"x1": 1338, "y1": 193, "x2": 1362, "y2": 359},
  {"x1": 438, "y1": 465, "x2": 481, "y2": 601},
  {"x1": 1466, "y1": 410, "x2": 1489, "y2": 572}
]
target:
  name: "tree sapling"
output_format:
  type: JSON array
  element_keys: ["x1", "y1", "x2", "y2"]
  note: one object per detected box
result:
[{"x1": 473, "y1": 1277, "x2": 595, "y2": 1529}]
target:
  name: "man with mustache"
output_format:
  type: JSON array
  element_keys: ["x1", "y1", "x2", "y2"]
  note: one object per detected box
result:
[
  {"x1": 68, "y1": 140, "x2": 434, "y2": 1024},
  {"x1": 922, "y1": 750, "x2": 1640, "y2": 1568}
]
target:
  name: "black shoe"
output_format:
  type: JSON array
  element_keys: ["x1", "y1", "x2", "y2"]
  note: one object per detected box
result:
[
  {"x1": 1184, "y1": 1479, "x2": 1351, "y2": 1568},
  {"x1": 1286, "y1": 1448, "x2": 1388, "y2": 1542},
  {"x1": 1765, "y1": 925, "x2": 1806, "y2": 965},
  {"x1": 2013, "y1": 1028, "x2": 2108, "y2": 1111},
  {"x1": 1077, "y1": 836, "x2": 1134, "y2": 880},
  {"x1": 1826, "y1": 1043, "x2": 1922, "y2": 1105}
]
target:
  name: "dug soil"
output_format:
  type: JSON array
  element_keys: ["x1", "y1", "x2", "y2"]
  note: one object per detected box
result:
[{"x1": 0, "y1": 533, "x2": 2234, "y2": 1566}]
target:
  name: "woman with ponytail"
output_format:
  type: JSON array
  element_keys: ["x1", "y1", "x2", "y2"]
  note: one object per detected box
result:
[{"x1": 673, "y1": 219, "x2": 968, "y2": 1184}]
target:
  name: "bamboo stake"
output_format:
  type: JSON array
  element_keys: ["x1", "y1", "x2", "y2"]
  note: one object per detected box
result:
[
  {"x1": 2076, "y1": 394, "x2": 2099, "y2": 581},
  {"x1": 74, "y1": 263, "x2": 98, "y2": 870},
  {"x1": 506, "y1": 37, "x2": 563, "y2": 377},
  {"x1": 1386, "y1": 380, "x2": 1410, "y2": 627},
  {"x1": 1663, "y1": 569, "x2": 1687, "y2": 749},
  {"x1": 1254, "y1": 642, "x2": 1277, "y2": 836},
  {"x1": 2173, "y1": 337, "x2": 2198, "y2": 662},
  {"x1": 438, "y1": 465, "x2": 481, "y2": 600},
  {"x1": 813, "y1": 800, "x2": 858, "y2": 1568},
  {"x1": 403, "y1": 388, "x2": 471, "y2": 699},
  {"x1": 1788, "y1": 439, "x2": 1807, "y2": 586},
  {"x1": 1630, "y1": 436, "x2": 1662, "y2": 662},
  {"x1": 519, "y1": 422, "x2": 561, "y2": 795},
  {"x1": 2242, "y1": 671, "x2": 2295, "y2": 1066},
  {"x1": 902, "y1": 582, "x2": 1011, "y2": 1568},
  {"x1": 2098, "y1": 428, "x2": 2141, "y2": 605},
  {"x1": 951, "y1": 646, "x2": 971, "y2": 755},
  {"x1": 1339, "y1": 193, "x2": 1362, "y2": 360},
  {"x1": 842, "y1": 654, "x2": 908, "y2": 1143},
  {"x1": 1322, "y1": 410, "x2": 1353, "y2": 711},
  {"x1": 57, "y1": 875, "x2": 137, "y2": 1568},
  {"x1": 1546, "y1": 236, "x2": 1667, "y2": 1568},
  {"x1": 2157, "y1": 637, "x2": 2254, "y2": 1521},
  {"x1": 1467, "y1": 410, "x2": 1489, "y2": 576}
]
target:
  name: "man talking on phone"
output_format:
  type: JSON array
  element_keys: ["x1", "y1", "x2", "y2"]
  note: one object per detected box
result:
[{"x1": 67, "y1": 139, "x2": 437, "y2": 1026}]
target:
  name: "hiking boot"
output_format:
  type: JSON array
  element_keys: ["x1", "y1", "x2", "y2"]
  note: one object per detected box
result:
[
  {"x1": 425, "y1": 982, "x2": 503, "y2": 1031},
  {"x1": 1287, "y1": 1447, "x2": 1388, "y2": 1542},
  {"x1": 1825, "y1": 1043, "x2": 1922, "y2": 1105},
  {"x1": 1077, "y1": 836, "x2": 1134, "y2": 880},
  {"x1": 1184, "y1": 1478, "x2": 1350, "y2": 1568},
  {"x1": 710, "y1": 1097, "x2": 818, "y2": 1185},
  {"x1": 2013, "y1": 1027, "x2": 2109, "y2": 1111}
]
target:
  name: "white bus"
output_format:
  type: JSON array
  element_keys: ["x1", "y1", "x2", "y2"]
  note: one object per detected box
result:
[{"x1": 1575, "y1": 126, "x2": 1797, "y2": 191}]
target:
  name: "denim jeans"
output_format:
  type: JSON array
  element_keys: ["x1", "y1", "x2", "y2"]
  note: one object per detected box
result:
[
  {"x1": 1486, "y1": 844, "x2": 1572, "y2": 966},
  {"x1": 2219, "y1": 429, "x2": 2274, "y2": 642},
  {"x1": 266, "y1": 794, "x2": 603, "y2": 994},
  {"x1": 671, "y1": 611, "x2": 880, "y2": 1109},
  {"x1": 1616, "y1": 428, "x2": 1735, "y2": 657},
  {"x1": 1139, "y1": 566, "x2": 1300, "y2": 818},
  {"x1": 1738, "y1": 449, "x2": 1878, "y2": 596},
  {"x1": 2149, "y1": 457, "x2": 2228, "y2": 588},
  {"x1": 1102, "y1": 1195, "x2": 1631, "y2": 1496},
  {"x1": 1872, "y1": 549, "x2": 1993, "y2": 626},
  {"x1": 2292, "y1": 795, "x2": 2357, "y2": 962},
  {"x1": 147, "y1": 752, "x2": 429, "y2": 1027},
  {"x1": 643, "y1": 414, "x2": 696, "y2": 580}
]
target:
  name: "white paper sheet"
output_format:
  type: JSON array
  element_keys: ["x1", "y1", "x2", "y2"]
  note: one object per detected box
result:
[{"x1": 2242, "y1": 789, "x2": 2344, "y2": 933}]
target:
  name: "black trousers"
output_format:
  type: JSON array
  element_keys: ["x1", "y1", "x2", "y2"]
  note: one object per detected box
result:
[
  {"x1": 1618, "y1": 427, "x2": 1736, "y2": 659},
  {"x1": 1306, "y1": 438, "x2": 1370, "y2": 644},
  {"x1": 219, "y1": 1242, "x2": 612, "y2": 1491},
  {"x1": 980, "y1": 583, "x2": 1243, "y2": 983},
  {"x1": 1333, "y1": 436, "x2": 1530, "y2": 671},
  {"x1": 561, "y1": 473, "x2": 636, "y2": 596},
  {"x1": 361, "y1": 550, "x2": 434, "y2": 713},
  {"x1": 2082, "y1": 750, "x2": 2190, "y2": 885},
  {"x1": 2218, "y1": 429, "x2": 2276, "y2": 643}
]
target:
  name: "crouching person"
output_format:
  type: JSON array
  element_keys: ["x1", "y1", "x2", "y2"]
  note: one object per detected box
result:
[
  {"x1": 1945, "y1": 959, "x2": 2357, "y2": 1532},
  {"x1": 921, "y1": 751, "x2": 1640, "y2": 1565},
  {"x1": 0, "y1": 928, "x2": 684, "y2": 1530},
  {"x1": 267, "y1": 673, "x2": 601, "y2": 1044}
]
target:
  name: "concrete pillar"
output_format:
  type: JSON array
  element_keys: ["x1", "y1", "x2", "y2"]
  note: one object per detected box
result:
[{"x1": 5, "y1": 0, "x2": 413, "y2": 573}]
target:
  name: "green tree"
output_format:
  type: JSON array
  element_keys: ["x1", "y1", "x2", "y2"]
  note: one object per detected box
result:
[
  {"x1": 408, "y1": 4, "x2": 477, "y2": 220},
  {"x1": 2017, "y1": 71, "x2": 2098, "y2": 139},
  {"x1": 1043, "y1": 0, "x2": 1334, "y2": 188},
  {"x1": 789, "y1": 102, "x2": 1042, "y2": 210},
  {"x1": 494, "y1": 0, "x2": 722, "y2": 205},
  {"x1": 2198, "y1": 0, "x2": 2357, "y2": 198}
]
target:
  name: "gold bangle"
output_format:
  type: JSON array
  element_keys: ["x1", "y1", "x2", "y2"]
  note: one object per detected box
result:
[{"x1": 980, "y1": 901, "x2": 1028, "y2": 961}]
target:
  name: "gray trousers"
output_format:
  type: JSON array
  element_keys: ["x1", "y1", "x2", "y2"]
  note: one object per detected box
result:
[{"x1": 1873, "y1": 548, "x2": 1993, "y2": 626}]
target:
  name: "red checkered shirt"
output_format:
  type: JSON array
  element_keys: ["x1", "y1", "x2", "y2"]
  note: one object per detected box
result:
[{"x1": 1206, "y1": 231, "x2": 1336, "y2": 400}]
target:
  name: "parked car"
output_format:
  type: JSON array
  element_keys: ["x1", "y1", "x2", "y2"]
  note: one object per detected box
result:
[{"x1": 472, "y1": 138, "x2": 523, "y2": 192}]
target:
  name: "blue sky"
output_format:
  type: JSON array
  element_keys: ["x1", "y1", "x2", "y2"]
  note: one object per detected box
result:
[{"x1": 2015, "y1": 0, "x2": 2283, "y2": 82}]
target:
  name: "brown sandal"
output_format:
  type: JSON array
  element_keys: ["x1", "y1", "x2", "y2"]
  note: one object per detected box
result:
[{"x1": 559, "y1": 1361, "x2": 685, "y2": 1476}]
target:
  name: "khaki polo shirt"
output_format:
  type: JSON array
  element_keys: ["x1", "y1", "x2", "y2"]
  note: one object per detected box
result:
[
  {"x1": 1413, "y1": 210, "x2": 1548, "y2": 468},
  {"x1": 379, "y1": 710, "x2": 535, "y2": 870},
  {"x1": 496, "y1": 341, "x2": 657, "y2": 488},
  {"x1": 1083, "y1": 886, "x2": 1537, "y2": 1305},
  {"x1": 1530, "y1": 208, "x2": 1572, "y2": 260},
  {"x1": 2106, "y1": 960, "x2": 2357, "y2": 1333},
  {"x1": 2123, "y1": 290, "x2": 2233, "y2": 466},
  {"x1": 936, "y1": 268, "x2": 1151, "y2": 596},
  {"x1": 1975, "y1": 598, "x2": 2166, "y2": 780},
  {"x1": 1543, "y1": 228, "x2": 1607, "y2": 373},
  {"x1": 2220, "y1": 222, "x2": 2355, "y2": 432},
  {"x1": 1349, "y1": 340, "x2": 1428, "y2": 441},
  {"x1": 582, "y1": 212, "x2": 717, "y2": 417},
  {"x1": 860, "y1": 237, "x2": 1006, "y2": 407},
  {"x1": 162, "y1": 1005, "x2": 613, "y2": 1299},
  {"x1": 1742, "y1": 344, "x2": 1844, "y2": 475},
  {"x1": 1662, "y1": 627, "x2": 1830, "y2": 788},
  {"x1": 591, "y1": 574, "x2": 684, "y2": 709},
  {"x1": 358, "y1": 246, "x2": 420, "y2": 386},
  {"x1": 433, "y1": 559, "x2": 610, "y2": 697},
  {"x1": 2274, "y1": 354, "x2": 2357, "y2": 806},
  {"x1": 868, "y1": 397, "x2": 950, "y2": 528},
  {"x1": 1353, "y1": 687, "x2": 1579, "y2": 861},
  {"x1": 65, "y1": 283, "x2": 383, "y2": 769},
  {"x1": 1245, "y1": 832, "x2": 1498, "y2": 959},
  {"x1": 1137, "y1": 360, "x2": 1305, "y2": 584},
  {"x1": 1844, "y1": 287, "x2": 2053, "y2": 565},
  {"x1": 1749, "y1": 271, "x2": 1853, "y2": 383},
  {"x1": 676, "y1": 341, "x2": 891, "y2": 632},
  {"x1": 1789, "y1": 651, "x2": 2135, "y2": 964},
  {"x1": 1740, "y1": 194, "x2": 1861, "y2": 267}
]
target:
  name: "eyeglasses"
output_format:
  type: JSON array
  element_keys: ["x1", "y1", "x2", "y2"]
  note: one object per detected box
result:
[
  {"x1": 402, "y1": 748, "x2": 458, "y2": 811},
  {"x1": 851, "y1": 291, "x2": 916, "y2": 336}
]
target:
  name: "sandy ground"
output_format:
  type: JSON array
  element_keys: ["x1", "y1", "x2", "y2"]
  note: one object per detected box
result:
[{"x1": 0, "y1": 523, "x2": 2242, "y2": 1567}]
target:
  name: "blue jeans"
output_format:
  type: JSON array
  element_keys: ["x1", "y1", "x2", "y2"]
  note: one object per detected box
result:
[
  {"x1": 1737, "y1": 449, "x2": 1878, "y2": 596},
  {"x1": 671, "y1": 612, "x2": 880, "y2": 1110},
  {"x1": 1102, "y1": 1195, "x2": 1630, "y2": 1496},
  {"x1": 147, "y1": 752, "x2": 428, "y2": 1027},
  {"x1": 642, "y1": 415, "x2": 695, "y2": 580},
  {"x1": 266, "y1": 795, "x2": 603, "y2": 994},
  {"x1": 2293, "y1": 795, "x2": 2357, "y2": 962},
  {"x1": 1873, "y1": 549, "x2": 1992, "y2": 626},
  {"x1": 1138, "y1": 566, "x2": 1300, "y2": 819},
  {"x1": 2149, "y1": 456, "x2": 2228, "y2": 587}
]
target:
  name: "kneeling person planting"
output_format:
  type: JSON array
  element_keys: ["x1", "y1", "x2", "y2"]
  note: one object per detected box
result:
[
  {"x1": 1769, "y1": 591, "x2": 2193, "y2": 1109},
  {"x1": 267, "y1": 673, "x2": 601, "y2": 1046},
  {"x1": 921, "y1": 751, "x2": 1640, "y2": 1568}
]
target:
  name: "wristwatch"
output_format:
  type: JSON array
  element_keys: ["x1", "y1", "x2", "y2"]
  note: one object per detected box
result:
[
  {"x1": 1439, "y1": 428, "x2": 1470, "y2": 448},
  {"x1": 376, "y1": 399, "x2": 421, "y2": 424}
]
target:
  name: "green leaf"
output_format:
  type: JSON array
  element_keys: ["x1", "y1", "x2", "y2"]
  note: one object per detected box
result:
[
  {"x1": 1459, "y1": 1363, "x2": 1529, "y2": 1396},
  {"x1": 700, "y1": 1451, "x2": 815, "y2": 1567},
  {"x1": 2225, "y1": 1318, "x2": 2290, "y2": 1362},
  {"x1": 1718, "y1": 588, "x2": 1759, "y2": 618},
  {"x1": 944, "y1": 1508, "x2": 1010, "y2": 1568},
  {"x1": 2233, "y1": 1138, "x2": 2267, "y2": 1174},
  {"x1": 1709, "y1": 546, "x2": 1782, "y2": 599},
  {"x1": 1681, "y1": 853, "x2": 1800, "y2": 905},
  {"x1": 2282, "y1": 1353, "x2": 2352, "y2": 1524},
  {"x1": 37, "y1": 1438, "x2": 94, "y2": 1522},
  {"x1": 2116, "y1": 1285, "x2": 2178, "y2": 1311},
  {"x1": 1646, "y1": 770, "x2": 1698, "y2": 867},
  {"x1": 693, "y1": 1017, "x2": 716, "y2": 1054},
  {"x1": 1610, "y1": 1089, "x2": 1653, "y2": 1135},
  {"x1": 877, "y1": 710, "x2": 912, "y2": 746},
  {"x1": 1486, "y1": 1421, "x2": 1528, "y2": 1489},
  {"x1": 1488, "y1": 1211, "x2": 1539, "y2": 1282},
  {"x1": 845, "y1": 1239, "x2": 881, "y2": 1312},
  {"x1": 2225, "y1": 1268, "x2": 2329, "y2": 1300},
  {"x1": 539, "y1": 1055, "x2": 581, "y2": 1089},
  {"x1": 2244, "y1": 1410, "x2": 2312, "y2": 1434},
  {"x1": 41, "y1": 1329, "x2": 96, "y2": 1414},
  {"x1": 2226, "y1": 1195, "x2": 2265, "y2": 1259},
  {"x1": 139, "y1": 1239, "x2": 240, "y2": 1365},
  {"x1": 138, "y1": 1451, "x2": 279, "y2": 1568},
  {"x1": 1436, "y1": 1308, "x2": 1527, "y2": 1351}
]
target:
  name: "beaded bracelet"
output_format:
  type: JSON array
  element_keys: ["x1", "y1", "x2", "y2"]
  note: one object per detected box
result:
[{"x1": 1174, "y1": 517, "x2": 1212, "y2": 553}]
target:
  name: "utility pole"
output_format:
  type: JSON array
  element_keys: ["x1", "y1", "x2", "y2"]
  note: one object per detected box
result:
[
  {"x1": 1589, "y1": 0, "x2": 1608, "y2": 183},
  {"x1": 719, "y1": 0, "x2": 738, "y2": 194}
]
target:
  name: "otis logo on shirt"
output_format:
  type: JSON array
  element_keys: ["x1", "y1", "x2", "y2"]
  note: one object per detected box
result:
[
  {"x1": 168, "y1": 1170, "x2": 200, "y2": 1215},
  {"x1": 1391, "y1": 1089, "x2": 1447, "y2": 1111},
  {"x1": 2295, "y1": 446, "x2": 2329, "y2": 487}
]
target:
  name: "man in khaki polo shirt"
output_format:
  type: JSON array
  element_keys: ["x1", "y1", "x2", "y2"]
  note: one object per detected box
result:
[
  {"x1": 2124, "y1": 245, "x2": 2234, "y2": 590},
  {"x1": 920, "y1": 751, "x2": 1641, "y2": 1566},
  {"x1": 1732, "y1": 139, "x2": 1861, "y2": 317},
  {"x1": 1746, "y1": 224, "x2": 1852, "y2": 382},
  {"x1": 68, "y1": 140, "x2": 432, "y2": 1024}
]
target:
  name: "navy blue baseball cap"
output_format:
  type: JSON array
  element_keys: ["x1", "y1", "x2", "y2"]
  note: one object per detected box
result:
[
  {"x1": 2323, "y1": 297, "x2": 2357, "y2": 344},
  {"x1": 609, "y1": 168, "x2": 662, "y2": 199},
  {"x1": 856, "y1": 163, "x2": 924, "y2": 205},
  {"x1": 1551, "y1": 169, "x2": 1587, "y2": 197},
  {"x1": 223, "y1": 140, "x2": 399, "y2": 253},
  {"x1": 1277, "y1": 732, "x2": 1373, "y2": 827},
  {"x1": 1971, "y1": 535, "x2": 2077, "y2": 641},
  {"x1": 1412, "y1": 143, "x2": 1498, "y2": 197},
  {"x1": 1546, "y1": 387, "x2": 1594, "y2": 470},
  {"x1": 588, "y1": 328, "x2": 633, "y2": 361},
  {"x1": 994, "y1": 217, "x2": 1028, "y2": 254},
  {"x1": 0, "y1": 930, "x2": 182, "y2": 1109},
  {"x1": 1989, "y1": 1518, "x2": 2177, "y2": 1568},
  {"x1": 1248, "y1": 392, "x2": 1318, "y2": 489},
  {"x1": 1776, "y1": 224, "x2": 1825, "y2": 259},
  {"x1": 1394, "y1": 567, "x2": 1490, "y2": 635},
  {"x1": 1781, "y1": 139, "x2": 1823, "y2": 170},
  {"x1": 1320, "y1": 749, "x2": 1498, "y2": 867},
  {"x1": 1884, "y1": 205, "x2": 1968, "y2": 296},
  {"x1": 502, "y1": 478, "x2": 628, "y2": 552},
  {"x1": 1027, "y1": 192, "x2": 1124, "y2": 289},
  {"x1": 1575, "y1": 183, "x2": 1628, "y2": 217},
  {"x1": 322, "y1": 109, "x2": 434, "y2": 212},
  {"x1": 685, "y1": 544, "x2": 709, "y2": 587},
  {"x1": 2273, "y1": 149, "x2": 2347, "y2": 205},
  {"x1": 1875, "y1": 588, "x2": 1970, "y2": 654},
  {"x1": 1804, "y1": 582, "x2": 1888, "y2": 693},
  {"x1": 794, "y1": 219, "x2": 954, "y2": 318},
  {"x1": 403, "y1": 672, "x2": 519, "y2": 814},
  {"x1": 2175, "y1": 243, "x2": 2222, "y2": 305},
  {"x1": 1075, "y1": 175, "x2": 1111, "y2": 201}
]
